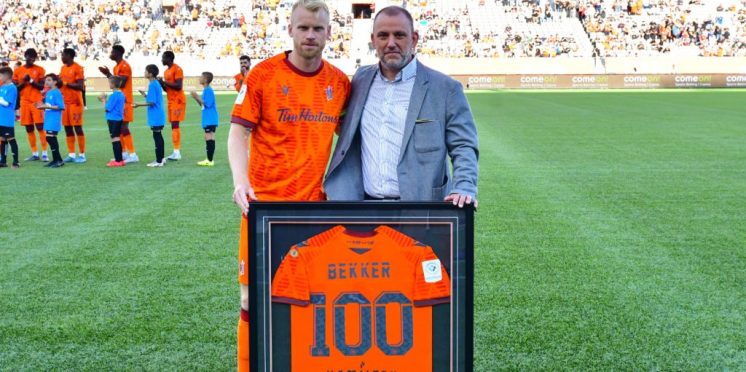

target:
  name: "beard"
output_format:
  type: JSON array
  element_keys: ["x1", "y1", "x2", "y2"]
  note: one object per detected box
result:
[
  {"x1": 378, "y1": 49, "x2": 413, "y2": 71},
  {"x1": 295, "y1": 42, "x2": 324, "y2": 59}
]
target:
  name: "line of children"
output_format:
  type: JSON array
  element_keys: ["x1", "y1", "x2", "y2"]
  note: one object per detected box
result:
[{"x1": 1, "y1": 61, "x2": 220, "y2": 170}]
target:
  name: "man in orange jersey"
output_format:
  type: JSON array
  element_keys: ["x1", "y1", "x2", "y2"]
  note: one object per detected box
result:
[
  {"x1": 12, "y1": 48, "x2": 47, "y2": 161},
  {"x1": 99, "y1": 45, "x2": 139, "y2": 163},
  {"x1": 227, "y1": 1, "x2": 350, "y2": 371},
  {"x1": 59, "y1": 48, "x2": 87, "y2": 163},
  {"x1": 159, "y1": 51, "x2": 185, "y2": 161},
  {"x1": 233, "y1": 55, "x2": 251, "y2": 92}
]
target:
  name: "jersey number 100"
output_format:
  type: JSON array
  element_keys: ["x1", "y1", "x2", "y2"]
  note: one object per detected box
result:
[{"x1": 309, "y1": 291, "x2": 413, "y2": 357}]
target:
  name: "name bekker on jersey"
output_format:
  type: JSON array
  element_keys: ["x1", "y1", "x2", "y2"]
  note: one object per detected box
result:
[{"x1": 272, "y1": 225, "x2": 451, "y2": 372}]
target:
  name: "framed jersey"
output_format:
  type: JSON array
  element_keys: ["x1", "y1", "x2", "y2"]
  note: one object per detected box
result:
[{"x1": 247, "y1": 202, "x2": 474, "y2": 372}]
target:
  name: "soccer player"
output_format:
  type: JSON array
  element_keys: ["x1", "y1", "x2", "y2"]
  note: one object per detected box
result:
[
  {"x1": 227, "y1": 1, "x2": 351, "y2": 371},
  {"x1": 159, "y1": 51, "x2": 185, "y2": 161},
  {"x1": 99, "y1": 45, "x2": 139, "y2": 163},
  {"x1": 189, "y1": 72, "x2": 218, "y2": 166},
  {"x1": 59, "y1": 48, "x2": 87, "y2": 163},
  {"x1": 98, "y1": 76, "x2": 126, "y2": 167},
  {"x1": 0, "y1": 67, "x2": 19, "y2": 168},
  {"x1": 13, "y1": 48, "x2": 47, "y2": 161},
  {"x1": 134, "y1": 65, "x2": 167, "y2": 168},
  {"x1": 35, "y1": 74, "x2": 65, "y2": 168},
  {"x1": 233, "y1": 55, "x2": 250, "y2": 92}
]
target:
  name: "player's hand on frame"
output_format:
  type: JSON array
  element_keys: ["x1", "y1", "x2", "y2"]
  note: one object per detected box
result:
[
  {"x1": 98, "y1": 66, "x2": 110, "y2": 76},
  {"x1": 190, "y1": 91, "x2": 199, "y2": 98},
  {"x1": 444, "y1": 193, "x2": 478, "y2": 209},
  {"x1": 97, "y1": 93, "x2": 107, "y2": 102},
  {"x1": 233, "y1": 184, "x2": 258, "y2": 215},
  {"x1": 23, "y1": 74, "x2": 31, "y2": 82},
  {"x1": 138, "y1": 89, "x2": 147, "y2": 97},
  {"x1": 34, "y1": 102, "x2": 45, "y2": 109}
]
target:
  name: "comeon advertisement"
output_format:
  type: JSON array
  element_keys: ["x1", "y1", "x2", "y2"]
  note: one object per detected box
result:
[{"x1": 453, "y1": 74, "x2": 738, "y2": 89}]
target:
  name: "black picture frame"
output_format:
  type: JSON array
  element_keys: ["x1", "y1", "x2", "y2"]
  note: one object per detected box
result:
[{"x1": 248, "y1": 202, "x2": 474, "y2": 372}]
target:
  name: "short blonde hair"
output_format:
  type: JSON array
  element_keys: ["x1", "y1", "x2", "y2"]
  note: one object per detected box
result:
[{"x1": 291, "y1": 0, "x2": 330, "y2": 20}]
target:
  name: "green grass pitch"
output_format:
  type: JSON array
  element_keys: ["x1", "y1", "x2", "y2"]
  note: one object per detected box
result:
[{"x1": 1, "y1": 90, "x2": 744, "y2": 370}]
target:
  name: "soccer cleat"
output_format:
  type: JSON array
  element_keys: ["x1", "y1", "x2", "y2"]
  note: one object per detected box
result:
[
  {"x1": 74, "y1": 155, "x2": 87, "y2": 163},
  {"x1": 125, "y1": 153, "x2": 139, "y2": 163},
  {"x1": 63, "y1": 155, "x2": 76, "y2": 163},
  {"x1": 146, "y1": 160, "x2": 165, "y2": 167},
  {"x1": 197, "y1": 159, "x2": 214, "y2": 167},
  {"x1": 106, "y1": 160, "x2": 126, "y2": 167},
  {"x1": 11, "y1": 162, "x2": 20, "y2": 169},
  {"x1": 41, "y1": 153, "x2": 49, "y2": 162},
  {"x1": 0, "y1": 163, "x2": 7, "y2": 168},
  {"x1": 48, "y1": 161, "x2": 64, "y2": 168},
  {"x1": 25, "y1": 155, "x2": 40, "y2": 161},
  {"x1": 167, "y1": 151, "x2": 181, "y2": 161}
]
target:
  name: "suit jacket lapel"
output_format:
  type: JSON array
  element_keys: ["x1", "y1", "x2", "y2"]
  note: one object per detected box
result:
[
  {"x1": 399, "y1": 63, "x2": 429, "y2": 162},
  {"x1": 347, "y1": 66, "x2": 377, "y2": 144}
]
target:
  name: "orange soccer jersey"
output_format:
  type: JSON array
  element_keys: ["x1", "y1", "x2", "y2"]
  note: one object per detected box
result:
[
  {"x1": 12, "y1": 65, "x2": 45, "y2": 105},
  {"x1": 272, "y1": 225, "x2": 451, "y2": 372},
  {"x1": 60, "y1": 63, "x2": 85, "y2": 126},
  {"x1": 231, "y1": 51, "x2": 350, "y2": 201},
  {"x1": 113, "y1": 60, "x2": 134, "y2": 122},
  {"x1": 164, "y1": 64, "x2": 186, "y2": 122}
]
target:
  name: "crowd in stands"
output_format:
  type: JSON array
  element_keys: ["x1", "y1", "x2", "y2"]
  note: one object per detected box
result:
[
  {"x1": 0, "y1": 0, "x2": 744, "y2": 61},
  {"x1": 581, "y1": 0, "x2": 746, "y2": 57}
]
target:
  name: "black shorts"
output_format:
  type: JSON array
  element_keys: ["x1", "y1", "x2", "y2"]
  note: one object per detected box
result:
[
  {"x1": 151, "y1": 126, "x2": 164, "y2": 132},
  {"x1": 108, "y1": 120, "x2": 123, "y2": 138},
  {"x1": 203, "y1": 125, "x2": 217, "y2": 133},
  {"x1": 45, "y1": 130, "x2": 59, "y2": 136},
  {"x1": 0, "y1": 126, "x2": 14, "y2": 138}
]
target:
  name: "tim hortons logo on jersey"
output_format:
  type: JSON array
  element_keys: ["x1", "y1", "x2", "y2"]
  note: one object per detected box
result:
[{"x1": 277, "y1": 108, "x2": 341, "y2": 124}]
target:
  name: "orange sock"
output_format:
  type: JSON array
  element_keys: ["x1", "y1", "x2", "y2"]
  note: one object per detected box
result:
[
  {"x1": 126, "y1": 134, "x2": 136, "y2": 153},
  {"x1": 238, "y1": 309, "x2": 250, "y2": 372},
  {"x1": 26, "y1": 131, "x2": 38, "y2": 153},
  {"x1": 38, "y1": 128, "x2": 47, "y2": 151},
  {"x1": 172, "y1": 127, "x2": 181, "y2": 151},
  {"x1": 121, "y1": 134, "x2": 131, "y2": 153},
  {"x1": 78, "y1": 134, "x2": 86, "y2": 154},
  {"x1": 66, "y1": 135, "x2": 76, "y2": 154}
]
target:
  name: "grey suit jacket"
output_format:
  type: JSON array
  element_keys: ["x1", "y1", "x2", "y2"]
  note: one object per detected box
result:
[{"x1": 324, "y1": 61, "x2": 479, "y2": 201}]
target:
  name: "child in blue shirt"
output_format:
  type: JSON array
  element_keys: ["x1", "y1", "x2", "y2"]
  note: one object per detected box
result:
[
  {"x1": 0, "y1": 67, "x2": 19, "y2": 168},
  {"x1": 98, "y1": 76, "x2": 126, "y2": 167},
  {"x1": 189, "y1": 71, "x2": 219, "y2": 167},
  {"x1": 134, "y1": 64, "x2": 166, "y2": 167},
  {"x1": 35, "y1": 74, "x2": 65, "y2": 168}
]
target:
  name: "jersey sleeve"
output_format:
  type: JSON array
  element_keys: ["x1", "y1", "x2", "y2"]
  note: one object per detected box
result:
[
  {"x1": 176, "y1": 66, "x2": 184, "y2": 81},
  {"x1": 75, "y1": 65, "x2": 85, "y2": 82},
  {"x1": 12, "y1": 68, "x2": 21, "y2": 84},
  {"x1": 231, "y1": 67, "x2": 263, "y2": 128},
  {"x1": 412, "y1": 245, "x2": 451, "y2": 307},
  {"x1": 271, "y1": 246, "x2": 311, "y2": 306},
  {"x1": 119, "y1": 63, "x2": 131, "y2": 78}
]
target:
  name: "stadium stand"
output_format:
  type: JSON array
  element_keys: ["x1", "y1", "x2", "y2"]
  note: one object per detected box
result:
[{"x1": 1, "y1": 0, "x2": 743, "y2": 77}]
